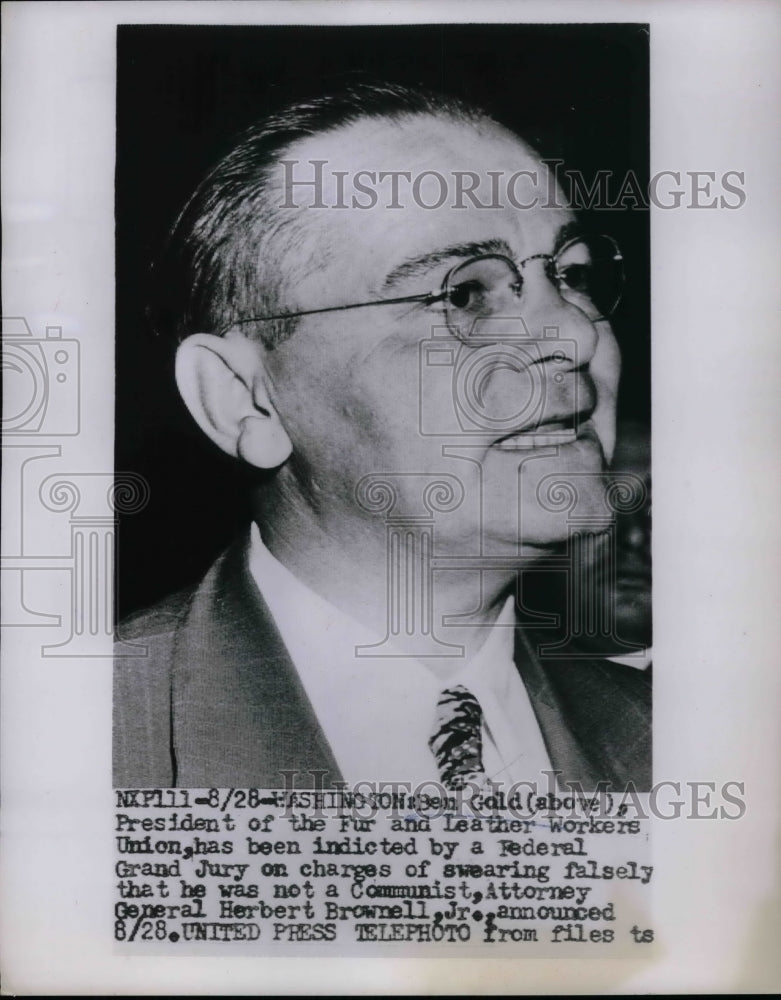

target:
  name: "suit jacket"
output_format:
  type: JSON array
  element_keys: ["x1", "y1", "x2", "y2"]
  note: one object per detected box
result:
[{"x1": 114, "y1": 535, "x2": 651, "y2": 790}]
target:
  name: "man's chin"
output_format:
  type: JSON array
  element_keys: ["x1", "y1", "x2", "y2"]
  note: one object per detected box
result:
[
  {"x1": 479, "y1": 510, "x2": 613, "y2": 558},
  {"x1": 487, "y1": 462, "x2": 614, "y2": 549}
]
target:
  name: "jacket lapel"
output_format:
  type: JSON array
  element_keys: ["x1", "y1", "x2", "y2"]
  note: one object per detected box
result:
[{"x1": 171, "y1": 535, "x2": 343, "y2": 788}]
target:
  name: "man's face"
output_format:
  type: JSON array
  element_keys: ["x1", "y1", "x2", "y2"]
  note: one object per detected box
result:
[{"x1": 259, "y1": 113, "x2": 621, "y2": 555}]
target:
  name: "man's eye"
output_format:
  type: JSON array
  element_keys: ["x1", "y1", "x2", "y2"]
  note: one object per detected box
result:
[
  {"x1": 447, "y1": 279, "x2": 488, "y2": 311},
  {"x1": 557, "y1": 262, "x2": 593, "y2": 297}
]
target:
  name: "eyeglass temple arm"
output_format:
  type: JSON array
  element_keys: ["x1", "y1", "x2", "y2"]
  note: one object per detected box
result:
[{"x1": 218, "y1": 289, "x2": 445, "y2": 336}]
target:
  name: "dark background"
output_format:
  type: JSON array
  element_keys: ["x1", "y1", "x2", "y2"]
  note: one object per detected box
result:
[{"x1": 116, "y1": 23, "x2": 650, "y2": 618}]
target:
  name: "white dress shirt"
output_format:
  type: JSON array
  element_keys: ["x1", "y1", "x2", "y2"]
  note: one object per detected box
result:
[{"x1": 248, "y1": 524, "x2": 552, "y2": 788}]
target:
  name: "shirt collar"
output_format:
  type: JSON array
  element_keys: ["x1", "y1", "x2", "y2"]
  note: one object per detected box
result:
[{"x1": 247, "y1": 521, "x2": 517, "y2": 697}]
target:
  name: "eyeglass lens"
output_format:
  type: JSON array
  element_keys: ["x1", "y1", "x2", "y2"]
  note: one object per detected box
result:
[{"x1": 444, "y1": 236, "x2": 623, "y2": 340}]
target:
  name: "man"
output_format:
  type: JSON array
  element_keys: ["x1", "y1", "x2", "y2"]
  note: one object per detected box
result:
[{"x1": 114, "y1": 82, "x2": 650, "y2": 791}]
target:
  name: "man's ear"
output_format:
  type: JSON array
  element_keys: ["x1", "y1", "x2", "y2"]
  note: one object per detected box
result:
[{"x1": 174, "y1": 332, "x2": 292, "y2": 469}]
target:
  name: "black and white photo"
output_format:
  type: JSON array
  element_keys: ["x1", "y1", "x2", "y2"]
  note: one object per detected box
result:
[{"x1": 113, "y1": 24, "x2": 652, "y2": 793}]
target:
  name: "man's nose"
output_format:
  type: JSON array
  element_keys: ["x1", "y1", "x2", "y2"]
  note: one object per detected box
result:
[{"x1": 520, "y1": 260, "x2": 600, "y2": 368}]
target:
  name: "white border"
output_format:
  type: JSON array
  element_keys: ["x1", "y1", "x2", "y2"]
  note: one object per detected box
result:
[{"x1": 3, "y1": 0, "x2": 781, "y2": 993}]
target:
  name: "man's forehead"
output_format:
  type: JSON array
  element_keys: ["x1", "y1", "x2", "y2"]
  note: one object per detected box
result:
[
  {"x1": 279, "y1": 111, "x2": 545, "y2": 184},
  {"x1": 269, "y1": 111, "x2": 575, "y2": 301}
]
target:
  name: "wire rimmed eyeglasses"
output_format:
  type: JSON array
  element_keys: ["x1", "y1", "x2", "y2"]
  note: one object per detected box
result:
[{"x1": 218, "y1": 233, "x2": 623, "y2": 343}]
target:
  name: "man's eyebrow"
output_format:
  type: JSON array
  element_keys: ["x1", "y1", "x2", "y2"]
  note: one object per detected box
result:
[
  {"x1": 382, "y1": 238, "x2": 513, "y2": 290},
  {"x1": 382, "y1": 223, "x2": 584, "y2": 291}
]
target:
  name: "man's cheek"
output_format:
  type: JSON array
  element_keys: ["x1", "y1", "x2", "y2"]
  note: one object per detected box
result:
[
  {"x1": 592, "y1": 328, "x2": 621, "y2": 395},
  {"x1": 589, "y1": 336, "x2": 620, "y2": 460}
]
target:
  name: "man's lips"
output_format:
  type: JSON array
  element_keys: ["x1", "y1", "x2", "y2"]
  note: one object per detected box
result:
[{"x1": 492, "y1": 411, "x2": 595, "y2": 450}]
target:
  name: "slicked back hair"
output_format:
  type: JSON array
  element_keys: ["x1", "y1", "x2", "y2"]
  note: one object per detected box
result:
[{"x1": 149, "y1": 81, "x2": 489, "y2": 349}]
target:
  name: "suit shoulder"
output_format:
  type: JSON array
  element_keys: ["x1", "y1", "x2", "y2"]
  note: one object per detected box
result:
[
  {"x1": 600, "y1": 659, "x2": 651, "y2": 706},
  {"x1": 113, "y1": 587, "x2": 196, "y2": 787},
  {"x1": 116, "y1": 585, "x2": 195, "y2": 643},
  {"x1": 589, "y1": 657, "x2": 651, "y2": 695},
  {"x1": 546, "y1": 655, "x2": 651, "y2": 707}
]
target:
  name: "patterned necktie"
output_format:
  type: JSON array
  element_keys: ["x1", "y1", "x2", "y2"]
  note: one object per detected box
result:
[{"x1": 429, "y1": 685, "x2": 487, "y2": 790}]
